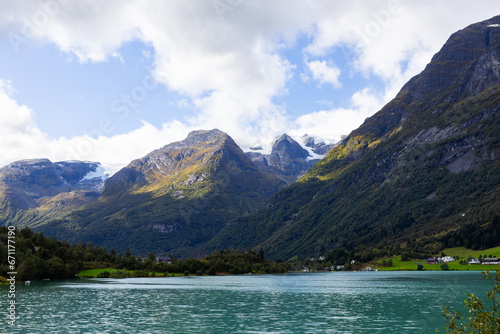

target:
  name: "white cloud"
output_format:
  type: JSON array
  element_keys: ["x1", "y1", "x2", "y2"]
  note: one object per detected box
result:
[
  {"x1": 0, "y1": 80, "x2": 49, "y2": 165},
  {"x1": 306, "y1": 60, "x2": 342, "y2": 88},
  {"x1": 0, "y1": 1, "x2": 498, "y2": 166},
  {"x1": 0, "y1": 80, "x2": 195, "y2": 167},
  {"x1": 290, "y1": 87, "x2": 385, "y2": 143}
]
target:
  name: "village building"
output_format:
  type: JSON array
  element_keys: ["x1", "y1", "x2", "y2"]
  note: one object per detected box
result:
[{"x1": 482, "y1": 257, "x2": 500, "y2": 265}]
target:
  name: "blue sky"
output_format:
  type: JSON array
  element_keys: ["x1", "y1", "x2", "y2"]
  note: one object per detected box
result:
[{"x1": 0, "y1": 1, "x2": 497, "y2": 167}]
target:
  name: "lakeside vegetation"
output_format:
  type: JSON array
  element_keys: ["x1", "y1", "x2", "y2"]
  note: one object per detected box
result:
[
  {"x1": 442, "y1": 269, "x2": 500, "y2": 333},
  {"x1": 0, "y1": 226, "x2": 289, "y2": 282},
  {"x1": 1, "y1": 225, "x2": 499, "y2": 283}
]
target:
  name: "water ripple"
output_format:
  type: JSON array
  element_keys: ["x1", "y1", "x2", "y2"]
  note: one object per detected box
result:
[{"x1": 0, "y1": 271, "x2": 489, "y2": 333}]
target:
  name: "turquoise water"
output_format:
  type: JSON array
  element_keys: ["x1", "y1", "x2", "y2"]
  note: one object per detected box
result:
[{"x1": 0, "y1": 271, "x2": 492, "y2": 333}]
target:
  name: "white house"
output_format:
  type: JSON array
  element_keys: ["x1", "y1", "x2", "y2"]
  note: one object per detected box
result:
[
  {"x1": 483, "y1": 257, "x2": 500, "y2": 265},
  {"x1": 468, "y1": 258, "x2": 480, "y2": 265},
  {"x1": 441, "y1": 256, "x2": 455, "y2": 263}
]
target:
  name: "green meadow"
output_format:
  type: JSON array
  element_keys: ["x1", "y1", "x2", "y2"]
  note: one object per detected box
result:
[
  {"x1": 374, "y1": 246, "x2": 500, "y2": 271},
  {"x1": 77, "y1": 268, "x2": 180, "y2": 278}
]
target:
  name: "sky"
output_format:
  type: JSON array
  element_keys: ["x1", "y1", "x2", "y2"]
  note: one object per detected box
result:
[{"x1": 0, "y1": 0, "x2": 498, "y2": 167}]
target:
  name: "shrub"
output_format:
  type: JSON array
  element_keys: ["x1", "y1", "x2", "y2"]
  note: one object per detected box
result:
[
  {"x1": 97, "y1": 271, "x2": 111, "y2": 278},
  {"x1": 207, "y1": 266, "x2": 217, "y2": 276},
  {"x1": 442, "y1": 269, "x2": 500, "y2": 333}
]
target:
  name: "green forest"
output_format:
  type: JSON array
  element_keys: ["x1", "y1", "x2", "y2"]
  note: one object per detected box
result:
[{"x1": 0, "y1": 226, "x2": 289, "y2": 282}]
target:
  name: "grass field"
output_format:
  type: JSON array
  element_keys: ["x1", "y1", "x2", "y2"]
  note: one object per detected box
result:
[
  {"x1": 374, "y1": 256, "x2": 500, "y2": 271},
  {"x1": 77, "y1": 268, "x2": 178, "y2": 278},
  {"x1": 372, "y1": 245, "x2": 500, "y2": 271},
  {"x1": 439, "y1": 246, "x2": 500, "y2": 259}
]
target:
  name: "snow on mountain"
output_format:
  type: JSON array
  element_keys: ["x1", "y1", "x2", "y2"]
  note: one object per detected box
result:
[{"x1": 81, "y1": 163, "x2": 124, "y2": 182}]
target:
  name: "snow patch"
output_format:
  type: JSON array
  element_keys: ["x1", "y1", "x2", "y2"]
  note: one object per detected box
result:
[
  {"x1": 488, "y1": 24, "x2": 500, "y2": 27},
  {"x1": 241, "y1": 144, "x2": 273, "y2": 155},
  {"x1": 304, "y1": 147, "x2": 325, "y2": 161},
  {"x1": 80, "y1": 163, "x2": 124, "y2": 182}
]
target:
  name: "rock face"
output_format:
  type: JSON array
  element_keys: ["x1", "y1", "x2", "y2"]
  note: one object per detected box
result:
[
  {"x1": 0, "y1": 159, "x2": 104, "y2": 226},
  {"x1": 302, "y1": 134, "x2": 337, "y2": 155},
  {"x1": 55, "y1": 161, "x2": 101, "y2": 188},
  {"x1": 104, "y1": 129, "x2": 284, "y2": 198},
  {"x1": 40, "y1": 129, "x2": 285, "y2": 257},
  {"x1": 268, "y1": 134, "x2": 310, "y2": 172},
  {"x1": 210, "y1": 15, "x2": 500, "y2": 259},
  {"x1": 246, "y1": 134, "x2": 318, "y2": 184}
]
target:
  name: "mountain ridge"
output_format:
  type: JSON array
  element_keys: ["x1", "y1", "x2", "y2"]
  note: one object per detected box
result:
[
  {"x1": 209, "y1": 15, "x2": 500, "y2": 260},
  {"x1": 34, "y1": 129, "x2": 286, "y2": 257}
]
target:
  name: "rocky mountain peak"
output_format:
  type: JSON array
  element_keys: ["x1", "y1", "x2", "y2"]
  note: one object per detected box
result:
[
  {"x1": 271, "y1": 134, "x2": 310, "y2": 160},
  {"x1": 186, "y1": 128, "x2": 228, "y2": 142},
  {"x1": 399, "y1": 15, "x2": 500, "y2": 104},
  {"x1": 0, "y1": 159, "x2": 104, "y2": 215},
  {"x1": 245, "y1": 133, "x2": 318, "y2": 184},
  {"x1": 55, "y1": 161, "x2": 101, "y2": 185},
  {"x1": 346, "y1": 15, "x2": 500, "y2": 145},
  {"x1": 103, "y1": 128, "x2": 280, "y2": 196},
  {"x1": 0, "y1": 159, "x2": 65, "y2": 192}
]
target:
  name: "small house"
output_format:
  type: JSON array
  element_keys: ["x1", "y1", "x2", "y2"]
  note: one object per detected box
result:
[
  {"x1": 441, "y1": 256, "x2": 455, "y2": 263},
  {"x1": 426, "y1": 257, "x2": 440, "y2": 264},
  {"x1": 482, "y1": 257, "x2": 500, "y2": 265},
  {"x1": 468, "y1": 258, "x2": 480, "y2": 265},
  {"x1": 156, "y1": 256, "x2": 172, "y2": 264}
]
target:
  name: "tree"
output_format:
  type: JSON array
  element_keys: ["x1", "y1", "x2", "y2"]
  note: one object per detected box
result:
[
  {"x1": 47, "y1": 256, "x2": 66, "y2": 278},
  {"x1": 442, "y1": 269, "x2": 500, "y2": 333},
  {"x1": 17, "y1": 257, "x2": 38, "y2": 281},
  {"x1": 207, "y1": 266, "x2": 217, "y2": 276},
  {"x1": 147, "y1": 252, "x2": 156, "y2": 262}
]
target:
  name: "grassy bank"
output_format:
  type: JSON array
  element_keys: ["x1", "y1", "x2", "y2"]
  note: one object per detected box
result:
[
  {"x1": 77, "y1": 268, "x2": 176, "y2": 278},
  {"x1": 373, "y1": 246, "x2": 500, "y2": 271},
  {"x1": 374, "y1": 255, "x2": 500, "y2": 271},
  {"x1": 438, "y1": 246, "x2": 500, "y2": 259}
]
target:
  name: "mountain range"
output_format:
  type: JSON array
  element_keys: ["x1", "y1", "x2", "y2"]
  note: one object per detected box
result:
[
  {"x1": 209, "y1": 15, "x2": 500, "y2": 259},
  {"x1": 0, "y1": 129, "x2": 319, "y2": 257},
  {"x1": 1, "y1": 16, "x2": 500, "y2": 259}
]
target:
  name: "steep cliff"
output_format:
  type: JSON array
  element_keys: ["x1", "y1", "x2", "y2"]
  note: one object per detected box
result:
[{"x1": 210, "y1": 16, "x2": 500, "y2": 259}]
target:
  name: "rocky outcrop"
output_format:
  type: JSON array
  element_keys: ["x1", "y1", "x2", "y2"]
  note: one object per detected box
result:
[
  {"x1": 0, "y1": 159, "x2": 105, "y2": 225},
  {"x1": 246, "y1": 134, "x2": 319, "y2": 184},
  {"x1": 302, "y1": 134, "x2": 337, "y2": 155},
  {"x1": 104, "y1": 129, "x2": 284, "y2": 197}
]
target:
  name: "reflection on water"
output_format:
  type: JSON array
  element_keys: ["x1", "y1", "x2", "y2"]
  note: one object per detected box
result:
[{"x1": 0, "y1": 271, "x2": 490, "y2": 333}]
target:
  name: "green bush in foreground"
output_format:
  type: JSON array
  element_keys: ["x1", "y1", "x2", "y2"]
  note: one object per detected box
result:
[{"x1": 442, "y1": 269, "x2": 500, "y2": 333}]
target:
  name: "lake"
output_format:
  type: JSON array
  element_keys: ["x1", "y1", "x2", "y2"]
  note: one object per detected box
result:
[{"x1": 0, "y1": 271, "x2": 493, "y2": 333}]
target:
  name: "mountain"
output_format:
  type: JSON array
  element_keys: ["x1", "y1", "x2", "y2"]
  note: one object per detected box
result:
[
  {"x1": 301, "y1": 134, "x2": 337, "y2": 155},
  {"x1": 209, "y1": 16, "x2": 500, "y2": 260},
  {"x1": 246, "y1": 134, "x2": 320, "y2": 184},
  {"x1": 0, "y1": 159, "x2": 107, "y2": 227},
  {"x1": 40, "y1": 129, "x2": 285, "y2": 257}
]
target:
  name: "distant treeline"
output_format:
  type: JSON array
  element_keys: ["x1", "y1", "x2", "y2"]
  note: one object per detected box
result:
[
  {"x1": 0, "y1": 226, "x2": 288, "y2": 281},
  {"x1": 0, "y1": 226, "x2": 84, "y2": 281},
  {"x1": 317, "y1": 212, "x2": 500, "y2": 267}
]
